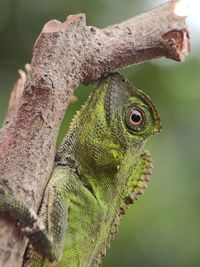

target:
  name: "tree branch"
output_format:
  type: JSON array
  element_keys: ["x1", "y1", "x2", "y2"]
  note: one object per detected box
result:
[{"x1": 0, "y1": 1, "x2": 190, "y2": 266}]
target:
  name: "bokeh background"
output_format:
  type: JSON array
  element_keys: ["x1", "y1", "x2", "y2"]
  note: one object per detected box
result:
[{"x1": 0, "y1": 0, "x2": 200, "y2": 266}]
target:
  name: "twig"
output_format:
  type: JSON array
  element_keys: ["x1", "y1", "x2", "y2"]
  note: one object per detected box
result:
[{"x1": 3, "y1": 65, "x2": 31, "y2": 126}]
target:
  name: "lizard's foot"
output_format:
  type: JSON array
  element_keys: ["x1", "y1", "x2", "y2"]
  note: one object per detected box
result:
[
  {"x1": 0, "y1": 187, "x2": 59, "y2": 263},
  {"x1": 0, "y1": 187, "x2": 37, "y2": 227},
  {"x1": 24, "y1": 221, "x2": 59, "y2": 263}
]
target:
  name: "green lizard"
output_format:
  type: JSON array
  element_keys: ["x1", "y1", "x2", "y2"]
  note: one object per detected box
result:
[{"x1": 0, "y1": 73, "x2": 161, "y2": 267}]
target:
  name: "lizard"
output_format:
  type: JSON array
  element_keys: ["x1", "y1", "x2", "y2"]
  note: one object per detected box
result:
[{"x1": 0, "y1": 73, "x2": 161, "y2": 267}]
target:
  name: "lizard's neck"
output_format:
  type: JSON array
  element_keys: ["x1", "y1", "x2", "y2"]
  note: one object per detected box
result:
[
  {"x1": 56, "y1": 131, "x2": 144, "y2": 205},
  {"x1": 92, "y1": 152, "x2": 142, "y2": 203}
]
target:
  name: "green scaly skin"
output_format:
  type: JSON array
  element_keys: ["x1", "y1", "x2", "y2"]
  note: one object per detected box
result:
[{"x1": 0, "y1": 73, "x2": 161, "y2": 267}]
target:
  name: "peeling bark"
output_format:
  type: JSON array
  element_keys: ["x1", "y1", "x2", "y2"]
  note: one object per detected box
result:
[{"x1": 0, "y1": 1, "x2": 190, "y2": 267}]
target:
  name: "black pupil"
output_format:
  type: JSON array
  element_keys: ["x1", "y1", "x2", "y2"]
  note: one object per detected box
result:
[{"x1": 131, "y1": 113, "x2": 141, "y2": 123}]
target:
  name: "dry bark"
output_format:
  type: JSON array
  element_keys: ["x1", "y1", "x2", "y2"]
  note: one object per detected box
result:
[{"x1": 0, "y1": 1, "x2": 190, "y2": 267}]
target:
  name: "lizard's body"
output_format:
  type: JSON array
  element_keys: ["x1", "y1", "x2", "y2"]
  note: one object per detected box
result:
[{"x1": 0, "y1": 73, "x2": 161, "y2": 267}]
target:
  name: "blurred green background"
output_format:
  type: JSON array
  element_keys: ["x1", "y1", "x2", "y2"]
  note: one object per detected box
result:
[{"x1": 0, "y1": 0, "x2": 200, "y2": 266}]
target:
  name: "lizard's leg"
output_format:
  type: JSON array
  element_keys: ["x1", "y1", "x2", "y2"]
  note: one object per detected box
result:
[{"x1": 0, "y1": 167, "x2": 71, "y2": 263}]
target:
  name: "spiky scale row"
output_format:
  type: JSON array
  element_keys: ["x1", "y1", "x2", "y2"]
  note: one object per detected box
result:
[{"x1": 123, "y1": 151, "x2": 153, "y2": 206}]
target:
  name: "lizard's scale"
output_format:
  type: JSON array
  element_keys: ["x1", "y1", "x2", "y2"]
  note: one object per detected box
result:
[
  {"x1": 0, "y1": 73, "x2": 161, "y2": 267},
  {"x1": 92, "y1": 151, "x2": 153, "y2": 267}
]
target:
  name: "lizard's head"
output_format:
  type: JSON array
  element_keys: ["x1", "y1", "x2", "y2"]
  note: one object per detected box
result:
[
  {"x1": 56, "y1": 73, "x2": 161, "y2": 171},
  {"x1": 104, "y1": 73, "x2": 161, "y2": 152}
]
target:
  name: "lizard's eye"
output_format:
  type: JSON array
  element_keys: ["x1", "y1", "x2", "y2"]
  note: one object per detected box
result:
[
  {"x1": 129, "y1": 108, "x2": 144, "y2": 126},
  {"x1": 129, "y1": 109, "x2": 144, "y2": 126},
  {"x1": 125, "y1": 107, "x2": 145, "y2": 131}
]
